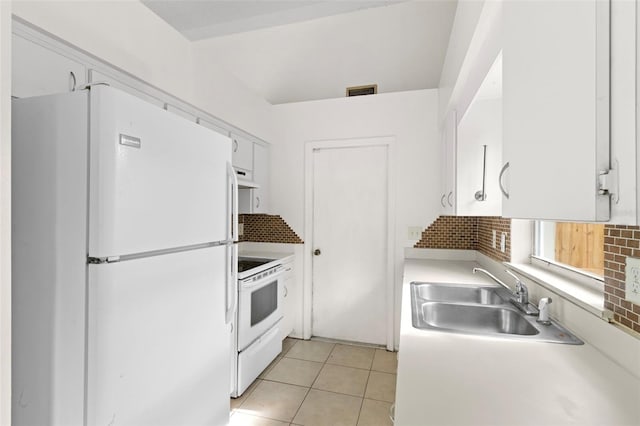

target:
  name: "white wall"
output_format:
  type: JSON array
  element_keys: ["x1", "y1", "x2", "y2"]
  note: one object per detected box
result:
[
  {"x1": 191, "y1": 1, "x2": 455, "y2": 104},
  {"x1": 12, "y1": 0, "x2": 275, "y2": 141},
  {"x1": 0, "y1": 1, "x2": 11, "y2": 423},
  {"x1": 438, "y1": 0, "x2": 501, "y2": 124},
  {"x1": 272, "y1": 89, "x2": 440, "y2": 347}
]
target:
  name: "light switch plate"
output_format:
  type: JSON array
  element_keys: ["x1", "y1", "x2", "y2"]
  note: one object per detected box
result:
[
  {"x1": 408, "y1": 226, "x2": 423, "y2": 240},
  {"x1": 500, "y1": 232, "x2": 506, "y2": 253},
  {"x1": 492, "y1": 230, "x2": 497, "y2": 248},
  {"x1": 625, "y1": 257, "x2": 640, "y2": 304},
  {"x1": 238, "y1": 223, "x2": 244, "y2": 237}
]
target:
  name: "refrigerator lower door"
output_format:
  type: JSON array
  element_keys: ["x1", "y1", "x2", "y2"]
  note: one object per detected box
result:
[
  {"x1": 88, "y1": 86, "x2": 232, "y2": 258},
  {"x1": 87, "y1": 246, "x2": 230, "y2": 426}
]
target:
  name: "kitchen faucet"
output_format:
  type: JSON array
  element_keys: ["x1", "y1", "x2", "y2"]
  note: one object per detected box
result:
[{"x1": 472, "y1": 268, "x2": 539, "y2": 315}]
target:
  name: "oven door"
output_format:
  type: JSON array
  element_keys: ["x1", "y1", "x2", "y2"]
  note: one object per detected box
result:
[{"x1": 237, "y1": 269, "x2": 283, "y2": 351}]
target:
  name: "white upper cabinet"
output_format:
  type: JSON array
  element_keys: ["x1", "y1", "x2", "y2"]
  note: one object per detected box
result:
[
  {"x1": 455, "y1": 53, "x2": 503, "y2": 217},
  {"x1": 88, "y1": 70, "x2": 165, "y2": 109},
  {"x1": 502, "y1": 0, "x2": 611, "y2": 222},
  {"x1": 440, "y1": 110, "x2": 457, "y2": 215},
  {"x1": 12, "y1": 35, "x2": 86, "y2": 98},
  {"x1": 231, "y1": 134, "x2": 253, "y2": 172},
  {"x1": 252, "y1": 143, "x2": 270, "y2": 213}
]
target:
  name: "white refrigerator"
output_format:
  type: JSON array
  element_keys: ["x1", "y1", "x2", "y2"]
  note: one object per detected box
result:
[{"x1": 12, "y1": 86, "x2": 238, "y2": 426}]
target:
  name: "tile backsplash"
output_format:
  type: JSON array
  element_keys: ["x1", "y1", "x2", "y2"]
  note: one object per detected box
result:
[
  {"x1": 239, "y1": 214, "x2": 303, "y2": 244},
  {"x1": 414, "y1": 216, "x2": 477, "y2": 250},
  {"x1": 414, "y1": 216, "x2": 511, "y2": 262},
  {"x1": 604, "y1": 225, "x2": 640, "y2": 334}
]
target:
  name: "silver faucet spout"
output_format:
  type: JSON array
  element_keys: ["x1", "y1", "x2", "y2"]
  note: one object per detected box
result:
[
  {"x1": 472, "y1": 268, "x2": 512, "y2": 292},
  {"x1": 472, "y1": 267, "x2": 539, "y2": 315}
]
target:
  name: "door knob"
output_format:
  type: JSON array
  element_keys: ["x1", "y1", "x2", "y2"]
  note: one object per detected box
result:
[{"x1": 314, "y1": 249, "x2": 321, "y2": 256}]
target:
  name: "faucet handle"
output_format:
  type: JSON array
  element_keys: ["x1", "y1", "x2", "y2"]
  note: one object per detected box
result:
[{"x1": 504, "y1": 269, "x2": 523, "y2": 287}]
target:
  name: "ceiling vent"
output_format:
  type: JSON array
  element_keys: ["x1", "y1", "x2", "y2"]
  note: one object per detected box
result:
[{"x1": 346, "y1": 84, "x2": 377, "y2": 97}]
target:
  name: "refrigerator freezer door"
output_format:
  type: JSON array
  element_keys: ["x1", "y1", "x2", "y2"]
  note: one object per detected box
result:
[
  {"x1": 86, "y1": 246, "x2": 230, "y2": 426},
  {"x1": 88, "y1": 86, "x2": 232, "y2": 258}
]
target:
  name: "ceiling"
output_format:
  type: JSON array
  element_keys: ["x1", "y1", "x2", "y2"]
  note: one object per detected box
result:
[
  {"x1": 143, "y1": 0, "x2": 457, "y2": 104},
  {"x1": 143, "y1": 0, "x2": 408, "y2": 40}
]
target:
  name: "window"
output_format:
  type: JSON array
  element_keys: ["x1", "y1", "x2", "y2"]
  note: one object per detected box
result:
[{"x1": 533, "y1": 221, "x2": 605, "y2": 280}]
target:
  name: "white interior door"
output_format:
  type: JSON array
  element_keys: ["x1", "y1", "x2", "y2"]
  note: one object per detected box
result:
[
  {"x1": 311, "y1": 143, "x2": 389, "y2": 345},
  {"x1": 87, "y1": 246, "x2": 230, "y2": 426}
]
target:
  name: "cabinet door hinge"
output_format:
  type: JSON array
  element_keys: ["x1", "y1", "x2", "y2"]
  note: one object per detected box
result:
[{"x1": 598, "y1": 163, "x2": 619, "y2": 203}]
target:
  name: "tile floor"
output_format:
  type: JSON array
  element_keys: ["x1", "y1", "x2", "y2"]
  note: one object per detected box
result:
[{"x1": 230, "y1": 338, "x2": 397, "y2": 426}]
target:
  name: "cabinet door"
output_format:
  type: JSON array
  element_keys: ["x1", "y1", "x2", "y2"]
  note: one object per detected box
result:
[
  {"x1": 165, "y1": 104, "x2": 197, "y2": 122},
  {"x1": 88, "y1": 70, "x2": 165, "y2": 109},
  {"x1": 441, "y1": 110, "x2": 457, "y2": 215},
  {"x1": 502, "y1": 0, "x2": 610, "y2": 221},
  {"x1": 12, "y1": 35, "x2": 86, "y2": 98},
  {"x1": 231, "y1": 134, "x2": 253, "y2": 171},
  {"x1": 280, "y1": 262, "x2": 295, "y2": 340},
  {"x1": 253, "y1": 143, "x2": 270, "y2": 213}
]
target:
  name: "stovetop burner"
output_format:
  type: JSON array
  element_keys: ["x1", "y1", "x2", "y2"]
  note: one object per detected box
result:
[{"x1": 238, "y1": 257, "x2": 274, "y2": 273}]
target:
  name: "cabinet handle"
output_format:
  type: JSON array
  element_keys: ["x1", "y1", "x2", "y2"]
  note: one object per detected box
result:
[
  {"x1": 69, "y1": 71, "x2": 77, "y2": 92},
  {"x1": 440, "y1": 194, "x2": 446, "y2": 207},
  {"x1": 389, "y1": 403, "x2": 396, "y2": 424},
  {"x1": 284, "y1": 285, "x2": 288, "y2": 298},
  {"x1": 499, "y1": 162, "x2": 510, "y2": 199},
  {"x1": 447, "y1": 191, "x2": 453, "y2": 207},
  {"x1": 233, "y1": 139, "x2": 238, "y2": 153},
  {"x1": 255, "y1": 196, "x2": 260, "y2": 208}
]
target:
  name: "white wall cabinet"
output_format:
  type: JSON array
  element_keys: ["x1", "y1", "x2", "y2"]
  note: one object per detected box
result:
[
  {"x1": 440, "y1": 110, "x2": 457, "y2": 215},
  {"x1": 231, "y1": 134, "x2": 254, "y2": 172},
  {"x1": 239, "y1": 142, "x2": 270, "y2": 214},
  {"x1": 88, "y1": 69, "x2": 165, "y2": 108},
  {"x1": 280, "y1": 258, "x2": 295, "y2": 340},
  {"x1": 12, "y1": 35, "x2": 86, "y2": 98},
  {"x1": 502, "y1": 0, "x2": 611, "y2": 222},
  {"x1": 252, "y1": 143, "x2": 270, "y2": 214}
]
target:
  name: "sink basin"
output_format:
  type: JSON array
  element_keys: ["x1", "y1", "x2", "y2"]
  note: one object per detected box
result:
[
  {"x1": 415, "y1": 302, "x2": 539, "y2": 335},
  {"x1": 410, "y1": 282, "x2": 583, "y2": 344},
  {"x1": 412, "y1": 282, "x2": 506, "y2": 305}
]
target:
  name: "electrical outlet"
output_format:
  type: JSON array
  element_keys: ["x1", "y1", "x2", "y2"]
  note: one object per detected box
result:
[
  {"x1": 408, "y1": 226, "x2": 423, "y2": 240},
  {"x1": 625, "y1": 257, "x2": 640, "y2": 304},
  {"x1": 500, "y1": 232, "x2": 506, "y2": 253},
  {"x1": 492, "y1": 230, "x2": 497, "y2": 249},
  {"x1": 238, "y1": 223, "x2": 244, "y2": 237}
]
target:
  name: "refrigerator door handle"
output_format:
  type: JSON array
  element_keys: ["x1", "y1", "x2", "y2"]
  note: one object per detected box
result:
[
  {"x1": 226, "y1": 162, "x2": 239, "y2": 242},
  {"x1": 225, "y1": 244, "x2": 238, "y2": 324}
]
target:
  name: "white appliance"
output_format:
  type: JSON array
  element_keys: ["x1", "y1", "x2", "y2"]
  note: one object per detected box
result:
[
  {"x1": 12, "y1": 86, "x2": 238, "y2": 426},
  {"x1": 230, "y1": 257, "x2": 284, "y2": 397}
]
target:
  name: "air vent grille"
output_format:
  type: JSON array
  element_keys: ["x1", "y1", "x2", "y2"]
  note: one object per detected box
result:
[{"x1": 346, "y1": 84, "x2": 377, "y2": 97}]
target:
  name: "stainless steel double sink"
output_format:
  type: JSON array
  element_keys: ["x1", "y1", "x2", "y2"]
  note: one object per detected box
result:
[{"x1": 411, "y1": 282, "x2": 583, "y2": 344}]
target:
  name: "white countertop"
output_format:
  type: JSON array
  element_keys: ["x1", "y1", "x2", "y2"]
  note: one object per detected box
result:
[{"x1": 395, "y1": 258, "x2": 640, "y2": 426}]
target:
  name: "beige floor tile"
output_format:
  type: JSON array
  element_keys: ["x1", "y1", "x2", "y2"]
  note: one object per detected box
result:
[
  {"x1": 292, "y1": 389, "x2": 362, "y2": 426},
  {"x1": 364, "y1": 372, "x2": 396, "y2": 403},
  {"x1": 285, "y1": 340, "x2": 335, "y2": 363},
  {"x1": 240, "y1": 380, "x2": 309, "y2": 422},
  {"x1": 312, "y1": 364, "x2": 369, "y2": 397},
  {"x1": 282, "y1": 337, "x2": 299, "y2": 355},
  {"x1": 230, "y1": 411, "x2": 290, "y2": 426},
  {"x1": 259, "y1": 355, "x2": 282, "y2": 379},
  {"x1": 231, "y1": 378, "x2": 262, "y2": 411},
  {"x1": 327, "y1": 344, "x2": 375, "y2": 370},
  {"x1": 357, "y1": 399, "x2": 393, "y2": 426},
  {"x1": 265, "y1": 357, "x2": 323, "y2": 387},
  {"x1": 371, "y1": 350, "x2": 397, "y2": 374}
]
